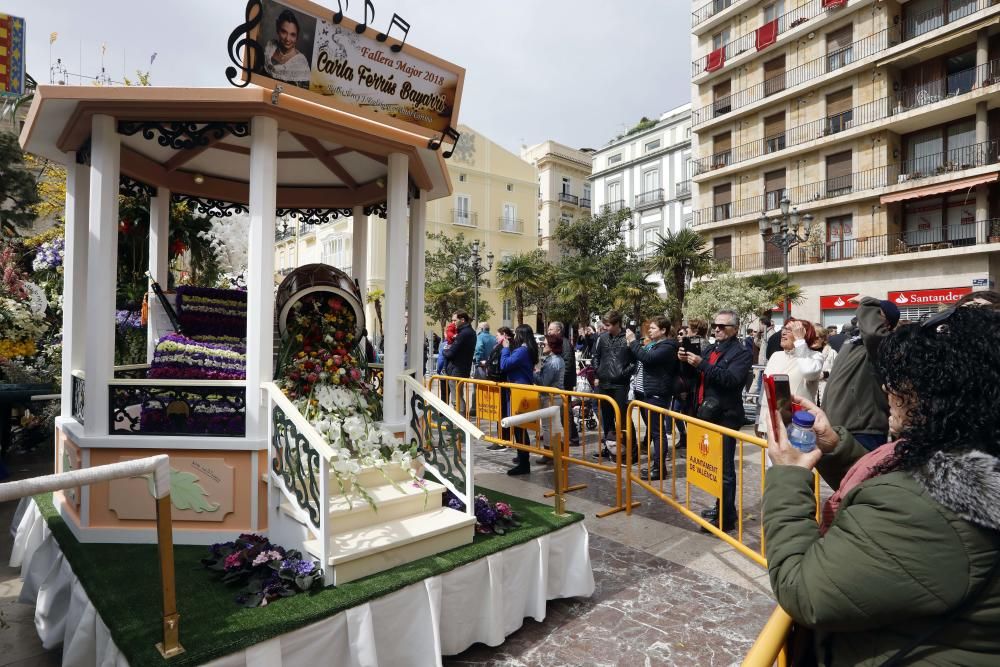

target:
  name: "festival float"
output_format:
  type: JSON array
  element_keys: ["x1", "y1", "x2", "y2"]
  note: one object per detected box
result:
[{"x1": 6, "y1": 1, "x2": 593, "y2": 664}]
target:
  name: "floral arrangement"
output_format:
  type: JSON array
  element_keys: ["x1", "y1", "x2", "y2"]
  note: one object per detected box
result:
[
  {"x1": 444, "y1": 490, "x2": 520, "y2": 535},
  {"x1": 176, "y1": 285, "x2": 248, "y2": 339},
  {"x1": 202, "y1": 533, "x2": 323, "y2": 607},
  {"x1": 277, "y1": 293, "x2": 416, "y2": 508},
  {"x1": 138, "y1": 393, "x2": 245, "y2": 436},
  {"x1": 149, "y1": 332, "x2": 246, "y2": 380},
  {"x1": 31, "y1": 238, "x2": 64, "y2": 272}
]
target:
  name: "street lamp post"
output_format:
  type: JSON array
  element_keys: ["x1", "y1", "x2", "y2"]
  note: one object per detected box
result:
[
  {"x1": 469, "y1": 240, "x2": 494, "y2": 325},
  {"x1": 758, "y1": 195, "x2": 814, "y2": 323}
]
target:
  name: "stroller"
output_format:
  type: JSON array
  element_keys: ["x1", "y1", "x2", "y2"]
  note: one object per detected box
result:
[{"x1": 572, "y1": 361, "x2": 599, "y2": 431}]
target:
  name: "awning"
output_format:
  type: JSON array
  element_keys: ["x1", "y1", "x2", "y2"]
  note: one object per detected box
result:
[
  {"x1": 880, "y1": 173, "x2": 998, "y2": 204},
  {"x1": 877, "y1": 17, "x2": 1000, "y2": 67}
]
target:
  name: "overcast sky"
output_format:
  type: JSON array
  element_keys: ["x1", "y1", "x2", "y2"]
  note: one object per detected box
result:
[{"x1": 8, "y1": 0, "x2": 691, "y2": 154}]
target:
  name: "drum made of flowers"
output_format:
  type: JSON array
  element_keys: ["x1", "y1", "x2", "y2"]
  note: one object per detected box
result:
[{"x1": 275, "y1": 264, "x2": 365, "y2": 340}]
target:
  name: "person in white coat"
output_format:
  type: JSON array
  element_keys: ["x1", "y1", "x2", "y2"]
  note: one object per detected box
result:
[{"x1": 757, "y1": 319, "x2": 824, "y2": 437}]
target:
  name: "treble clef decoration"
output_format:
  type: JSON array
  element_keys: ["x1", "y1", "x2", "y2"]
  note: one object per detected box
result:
[{"x1": 225, "y1": 0, "x2": 266, "y2": 88}]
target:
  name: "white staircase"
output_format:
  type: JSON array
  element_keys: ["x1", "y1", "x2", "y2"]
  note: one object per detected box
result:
[{"x1": 279, "y1": 463, "x2": 475, "y2": 586}]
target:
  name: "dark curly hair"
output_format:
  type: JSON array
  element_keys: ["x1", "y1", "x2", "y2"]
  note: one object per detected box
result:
[{"x1": 875, "y1": 306, "x2": 1000, "y2": 471}]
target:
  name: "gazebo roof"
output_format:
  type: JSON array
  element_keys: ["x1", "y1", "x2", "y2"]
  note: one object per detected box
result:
[{"x1": 20, "y1": 85, "x2": 454, "y2": 210}]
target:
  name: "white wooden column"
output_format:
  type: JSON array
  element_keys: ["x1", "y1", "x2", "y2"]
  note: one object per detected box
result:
[
  {"x1": 382, "y1": 153, "x2": 409, "y2": 428},
  {"x1": 61, "y1": 154, "x2": 89, "y2": 418},
  {"x1": 82, "y1": 115, "x2": 120, "y2": 436},
  {"x1": 147, "y1": 186, "x2": 171, "y2": 361},
  {"x1": 407, "y1": 193, "x2": 427, "y2": 382},
  {"x1": 244, "y1": 116, "x2": 279, "y2": 440},
  {"x1": 351, "y1": 205, "x2": 368, "y2": 293}
]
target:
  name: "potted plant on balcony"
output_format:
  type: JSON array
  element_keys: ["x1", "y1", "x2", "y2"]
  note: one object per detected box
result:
[
  {"x1": 990, "y1": 220, "x2": 1000, "y2": 244},
  {"x1": 805, "y1": 225, "x2": 825, "y2": 263}
]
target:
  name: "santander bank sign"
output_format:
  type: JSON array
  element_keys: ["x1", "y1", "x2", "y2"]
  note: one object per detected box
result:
[{"x1": 888, "y1": 287, "x2": 972, "y2": 306}]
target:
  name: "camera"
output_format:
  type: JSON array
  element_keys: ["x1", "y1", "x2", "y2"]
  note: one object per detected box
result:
[{"x1": 626, "y1": 320, "x2": 638, "y2": 334}]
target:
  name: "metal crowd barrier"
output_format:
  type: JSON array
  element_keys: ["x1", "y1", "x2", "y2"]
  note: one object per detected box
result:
[
  {"x1": 426, "y1": 374, "x2": 638, "y2": 517},
  {"x1": 625, "y1": 399, "x2": 821, "y2": 568}
]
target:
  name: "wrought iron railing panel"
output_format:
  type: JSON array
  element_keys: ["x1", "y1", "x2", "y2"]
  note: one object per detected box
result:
[
  {"x1": 109, "y1": 384, "x2": 246, "y2": 436},
  {"x1": 407, "y1": 388, "x2": 468, "y2": 504},
  {"x1": 271, "y1": 403, "x2": 322, "y2": 529},
  {"x1": 72, "y1": 374, "x2": 85, "y2": 424}
]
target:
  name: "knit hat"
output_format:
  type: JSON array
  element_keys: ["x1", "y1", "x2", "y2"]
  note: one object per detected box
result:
[{"x1": 879, "y1": 300, "x2": 901, "y2": 328}]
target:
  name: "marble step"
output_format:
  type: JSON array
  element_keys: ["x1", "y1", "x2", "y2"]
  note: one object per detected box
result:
[
  {"x1": 280, "y1": 479, "x2": 446, "y2": 533},
  {"x1": 303, "y1": 507, "x2": 476, "y2": 586}
]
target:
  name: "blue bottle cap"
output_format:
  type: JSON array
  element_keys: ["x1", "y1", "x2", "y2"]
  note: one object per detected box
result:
[{"x1": 792, "y1": 411, "x2": 815, "y2": 428}]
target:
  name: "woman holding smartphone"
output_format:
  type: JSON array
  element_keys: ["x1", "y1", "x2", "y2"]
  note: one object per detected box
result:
[
  {"x1": 763, "y1": 305, "x2": 1000, "y2": 665},
  {"x1": 500, "y1": 324, "x2": 538, "y2": 475},
  {"x1": 757, "y1": 318, "x2": 823, "y2": 437}
]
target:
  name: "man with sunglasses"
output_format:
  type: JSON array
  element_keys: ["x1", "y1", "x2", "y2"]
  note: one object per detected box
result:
[{"x1": 679, "y1": 309, "x2": 752, "y2": 532}]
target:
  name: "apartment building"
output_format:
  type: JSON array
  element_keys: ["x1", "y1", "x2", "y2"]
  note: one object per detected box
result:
[
  {"x1": 588, "y1": 105, "x2": 694, "y2": 265},
  {"x1": 520, "y1": 141, "x2": 594, "y2": 261},
  {"x1": 690, "y1": 0, "x2": 1000, "y2": 326},
  {"x1": 274, "y1": 124, "x2": 539, "y2": 329}
]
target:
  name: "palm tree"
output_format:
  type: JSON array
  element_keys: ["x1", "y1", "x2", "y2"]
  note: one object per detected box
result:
[
  {"x1": 554, "y1": 255, "x2": 602, "y2": 328},
  {"x1": 645, "y1": 229, "x2": 715, "y2": 327},
  {"x1": 747, "y1": 271, "x2": 804, "y2": 315},
  {"x1": 495, "y1": 250, "x2": 544, "y2": 325},
  {"x1": 611, "y1": 269, "x2": 663, "y2": 325}
]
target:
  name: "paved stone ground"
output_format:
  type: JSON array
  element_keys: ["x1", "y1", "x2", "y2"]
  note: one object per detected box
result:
[{"x1": 0, "y1": 423, "x2": 794, "y2": 666}]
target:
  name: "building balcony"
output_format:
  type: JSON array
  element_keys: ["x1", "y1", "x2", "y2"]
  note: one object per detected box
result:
[
  {"x1": 580, "y1": 196, "x2": 592, "y2": 209},
  {"x1": 692, "y1": 59, "x2": 1000, "y2": 180},
  {"x1": 452, "y1": 209, "x2": 478, "y2": 227},
  {"x1": 716, "y1": 219, "x2": 1000, "y2": 274},
  {"x1": 558, "y1": 192, "x2": 580, "y2": 206},
  {"x1": 601, "y1": 200, "x2": 627, "y2": 214},
  {"x1": 693, "y1": 139, "x2": 1000, "y2": 226},
  {"x1": 693, "y1": 29, "x2": 893, "y2": 127},
  {"x1": 692, "y1": 0, "x2": 733, "y2": 30},
  {"x1": 634, "y1": 188, "x2": 665, "y2": 210},
  {"x1": 676, "y1": 180, "x2": 692, "y2": 198},
  {"x1": 693, "y1": 0, "x2": 999, "y2": 128},
  {"x1": 499, "y1": 217, "x2": 524, "y2": 233}
]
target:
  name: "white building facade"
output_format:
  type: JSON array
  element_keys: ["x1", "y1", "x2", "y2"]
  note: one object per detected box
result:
[{"x1": 588, "y1": 105, "x2": 694, "y2": 263}]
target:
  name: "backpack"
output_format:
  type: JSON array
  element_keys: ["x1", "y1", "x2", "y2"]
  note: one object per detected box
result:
[{"x1": 485, "y1": 344, "x2": 503, "y2": 381}]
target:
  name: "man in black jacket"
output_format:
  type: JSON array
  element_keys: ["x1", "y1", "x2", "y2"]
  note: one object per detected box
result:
[
  {"x1": 679, "y1": 309, "x2": 752, "y2": 532},
  {"x1": 627, "y1": 316, "x2": 678, "y2": 481},
  {"x1": 591, "y1": 310, "x2": 636, "y2": 461},
  {"x1": 443, "y1": 311, "x2": 476, "y2": 414},
  {"x1": 547, "y1": 321, "x2": 580, "y2": 446}
]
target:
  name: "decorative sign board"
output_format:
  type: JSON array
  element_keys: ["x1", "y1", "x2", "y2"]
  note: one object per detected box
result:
[
  {"x1": 109, "y1": 456, "x2": 235, "y2": 522},
  {"x1": 685, "y1": 424, "x2": 723, "y2": 499},
  {"x1": 226, "y1": 0, "x2": 464, "y2": 148},
  {"x1": 0, "y1": 14, "x2": 26, "y2": 97}
]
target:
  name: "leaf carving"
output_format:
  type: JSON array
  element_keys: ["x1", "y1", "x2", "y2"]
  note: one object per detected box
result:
[{"x1": 143, "y1": 468, "x2": 221, "y2": 513}]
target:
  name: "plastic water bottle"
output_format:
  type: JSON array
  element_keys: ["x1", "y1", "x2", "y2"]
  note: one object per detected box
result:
[{"x1": 787, "y1": 411, "x2": 817, "y2": 453}]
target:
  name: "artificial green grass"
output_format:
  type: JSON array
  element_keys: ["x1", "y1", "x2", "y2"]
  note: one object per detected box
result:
[{"x1": 33, "y1": 488, "x2": 583, "y2": 666}]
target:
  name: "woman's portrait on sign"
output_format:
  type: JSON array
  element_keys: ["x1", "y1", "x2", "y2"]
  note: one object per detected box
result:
[{"x1": 260, "y1": 2, "x2": 316, "y2": 88}]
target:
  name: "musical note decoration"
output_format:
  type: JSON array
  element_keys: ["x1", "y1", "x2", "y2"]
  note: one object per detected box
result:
[
  {"x1": 355, "y1": 0, "x2": 375, "y2": 34},
  {"x1": 333, "y1": 0, "x2": 347, "y2": 23},
  {"x1": 428, "y1": 126, "x2": 462, "y2": 159},
  {"x1": 225, "y1": 0, "x2": 266, "y2": 88},
  {"x1": 376, "y1": 13, "x2": 410, "y2": 52}
]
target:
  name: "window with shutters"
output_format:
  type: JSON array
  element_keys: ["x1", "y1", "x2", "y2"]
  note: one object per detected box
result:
[
  {"x1": 713, "y1": 183, "x2": 732, "y2": 221},
  {"x1": 763, "y1": 1, "x2": 784, "y2": 24},
  {"x1": 764, "y1": 55, "x2": 786, "y2": 97},
  {"x1": 825, "y1": 151, "x2": 853, "y2": 196},
  {"x1": 826, "y1": 24, "x2": 854, "y2": 71},
  {"x1": 762, "y1": 231, "x2": 784, "y2": 269},
  {"x1": 826, "y1": 214, "x2": 855, "y2": 260},
  {"x1": 764, "y1": 169, "x2": 786, "y2": 211},
  {"x1": 713, "y1": 132, "x2": 732, "y2": 168},
  {"x1": 903, "y1": 0, "x2": 944, "y2": 40},
  {"x1": 826, "y1": 88, "x2": 853, "y2": 134},
  {"x1": 763, "y1": 112, "x2": 786, "y2": 154},
  {"x1": 713, "y1": 80, "x2": 732, "y2": 117},
  {"x1": 713, "y1": 235, "x2": 732, "y2": 267},
  {"x1": 712, "y1": 29, "x2": 730, "y2": 50}
]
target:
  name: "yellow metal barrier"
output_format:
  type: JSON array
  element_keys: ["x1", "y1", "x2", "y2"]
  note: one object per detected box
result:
[
  {"x1": 426, "y1": 374, "x2": 639, "y2": 517},
  {"x1": 624, "y1": 399, "x2": 821, "y2": 567},
  {"x1": 743, "y1": 606, "x2": 793, "y2": 667}
]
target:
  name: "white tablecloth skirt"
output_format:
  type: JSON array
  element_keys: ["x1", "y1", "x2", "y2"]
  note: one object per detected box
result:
[{"x1": 11, "y1": 500, "x2": 595, "y2": 666}]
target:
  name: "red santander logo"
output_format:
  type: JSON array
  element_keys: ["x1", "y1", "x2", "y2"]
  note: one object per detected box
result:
[{"x1": 888, "y1": 287, "x2": 971, "y2": 306}]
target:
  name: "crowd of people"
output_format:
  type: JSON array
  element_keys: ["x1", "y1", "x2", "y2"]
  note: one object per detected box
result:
[{"x1": 431, "y1": 290, "x2": 1000, "y2": 663}]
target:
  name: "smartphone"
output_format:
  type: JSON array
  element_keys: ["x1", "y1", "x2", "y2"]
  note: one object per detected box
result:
[
  {"x1": 764, "y1": 374, "x2": 795, "y2": 433},
  {"x1": 682, "y1": 337, "x2": 701, "y2": 356}
]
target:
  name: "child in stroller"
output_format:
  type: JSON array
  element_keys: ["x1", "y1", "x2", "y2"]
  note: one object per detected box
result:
[{"x1": 572, "y1": 361, "x2": 599, "y2": 432}]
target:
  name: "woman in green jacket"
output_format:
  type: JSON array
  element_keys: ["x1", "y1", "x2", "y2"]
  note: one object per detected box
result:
[{"x1": 763, "y1": 305, "x2": 1000, "y2": 666}]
